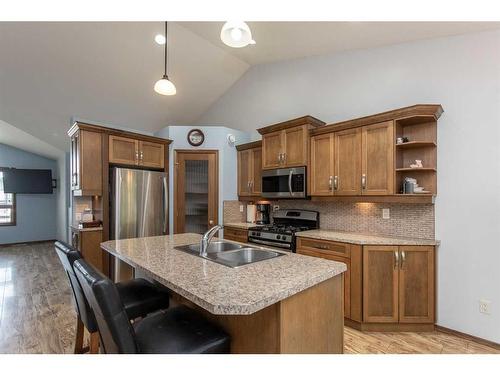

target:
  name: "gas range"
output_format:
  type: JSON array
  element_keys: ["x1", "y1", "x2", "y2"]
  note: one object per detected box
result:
[{"x1": 248, "y1": 209, "x2": 319, "y2": 252}]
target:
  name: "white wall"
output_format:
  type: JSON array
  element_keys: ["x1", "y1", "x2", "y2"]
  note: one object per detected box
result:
[
  {"x1": 155, "y1": 126, "x2": 251, "y2": 233},
  {"x1": 197, "y1": 30, "x2": 500, "y2": 343}
]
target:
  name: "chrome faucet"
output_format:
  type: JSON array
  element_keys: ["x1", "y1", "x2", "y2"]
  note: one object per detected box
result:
[{"x1": 200, "y1": 225, "x2": 223, "y2": 257}]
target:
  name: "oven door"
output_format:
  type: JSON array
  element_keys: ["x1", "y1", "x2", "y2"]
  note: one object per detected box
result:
[{"x1": 261, "y1": 167, "x2": 306, "y2": 198}]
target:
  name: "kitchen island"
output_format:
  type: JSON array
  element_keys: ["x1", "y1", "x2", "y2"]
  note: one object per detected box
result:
[{"x1": 101, "y1": 233, "x2": 346, "y2": 353}]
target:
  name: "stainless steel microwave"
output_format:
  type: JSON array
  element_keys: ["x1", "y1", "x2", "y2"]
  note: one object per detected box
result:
[{"x1": 261, "y1": 167, "x2": 306, "y2": 198}]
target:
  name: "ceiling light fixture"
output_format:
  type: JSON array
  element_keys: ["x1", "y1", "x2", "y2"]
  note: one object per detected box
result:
[
  {"x1": 154, "y1": 21, "x2": 176, "y2": 96},
  {"x1": 220, "y1": 21, "x2": 256, "y2": 48}
]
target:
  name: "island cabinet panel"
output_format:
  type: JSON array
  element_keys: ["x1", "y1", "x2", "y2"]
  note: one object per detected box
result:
[
  {"x1": 363, "y1": 245, "x2": 399, "y2": 323},
  {"x1": 399, "y1": 246, "x2": 435, "y2": 323},
  {"x1": 71, "y1": 129, "x2": 103, "y2": 196},
  {"x1": 139, "y1": 141, "x2": 164, "y2": 169},
  {"x1": 72, "y1": 229, "x2": 103, "y2": 273},
  {"x1": 223, "y1": 227, "x2": 248, "y2": 243},
  {"x1": 237, "y1": 145, "x2": 262, "y2": 197},
  {"x1": 361, "y1": 121, "x2": 394, "y2": 195},
  {"x1": 109, "y1": 135, "x2": 138, "y2": 165},
  {"x1": 335, "y1": 128, "x2": 362, "y2": 195},
  {"x1": 310, "y1": 133, "x2": 334, "y2": 196},
  {"x1": 262, "y1": 131, "x2": 283, "y2": 169}
]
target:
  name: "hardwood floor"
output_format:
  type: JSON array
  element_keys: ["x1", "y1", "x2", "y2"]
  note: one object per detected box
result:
[{"x1": 0, "y1": 241, "x2": 498, "y2": 354}]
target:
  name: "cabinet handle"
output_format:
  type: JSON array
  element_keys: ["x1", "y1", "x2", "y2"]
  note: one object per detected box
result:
[
  {"x1": 334, "y1": 175, "x2": 338, "y2": 191},
  {"x1": 400, "y1": 251, "x2": 406, "y2": 269},
  {"x1": 394, "y1": 250, "x2": 399, "y2": 269},
  {"x1": 328, "y1": 176, "x2": 333, "y2": 191},
  {"x1": 140, "y1": 151, "x2": 144, "y2": 161},
  {"x1": 278, "y1": 153, "x2": 282, "y2": 163},
  {"x1": 313, "y1": 245, "x2": 329, "y2": 250},
  {"x1": 135, "y1": 150, "x2": 139, "y2": 163},
  {"x1": 361, "y1": 174, "x2": 367, "y2": 189},
  {"x1": 283, "y1": 153, "x2": 286, "y2": 163}
]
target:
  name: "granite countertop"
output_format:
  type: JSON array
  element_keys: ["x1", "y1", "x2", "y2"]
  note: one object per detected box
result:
[
  {"x1": 101, "y1": 233, "x2": 346, "y2": 315},
  {"x1": 224, "y1": 222, "x2": 263, "y2": 230},
  {"x1": 296, "y1": 229, "x2": 439, "y2": 246}
]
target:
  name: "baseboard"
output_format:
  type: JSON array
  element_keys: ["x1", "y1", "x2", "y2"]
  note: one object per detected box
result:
[
  {"x1": 0, "y1": 239, "x2": 56, "y2": 248},
  {"x1": 345, "y1": 318, "x2": 434, "y2": 332},
  {"x1": 435, "y1": 325, "x2": 500, "y2": 350}
]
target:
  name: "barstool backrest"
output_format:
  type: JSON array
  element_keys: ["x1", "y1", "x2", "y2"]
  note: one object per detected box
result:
[
  {"x1": 54, "y1": 241, "x2": 98, "y2": 332},
  {"x1": 73, "y1": 258, "x2": 138, "y2": 354}
]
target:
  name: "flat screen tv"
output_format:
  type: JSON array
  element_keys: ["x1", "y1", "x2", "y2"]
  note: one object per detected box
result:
[{"x1": 2, "y1": 168, "x2": 53, "y2": 194}]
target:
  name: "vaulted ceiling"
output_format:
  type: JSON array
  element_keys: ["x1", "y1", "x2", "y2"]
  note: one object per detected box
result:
[{"x1": 1, "y1": 21, "x2": 499, "y2": 152}]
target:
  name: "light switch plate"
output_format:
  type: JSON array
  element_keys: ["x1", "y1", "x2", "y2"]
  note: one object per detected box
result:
[
  {"x1": 382, "y1": 208, "x2": 390, "y2": 219},
  {"x1": 239, "y1": 205, "x2": 244, "y2": 213},
  {"x1": 479, "y1": 299, "x2": 491, "y2": 315}
]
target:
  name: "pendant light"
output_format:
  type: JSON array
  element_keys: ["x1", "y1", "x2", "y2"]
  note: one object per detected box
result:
[
  {"x1": 220, "y1": 21, "x2": 256, "y2": 48},
  {"x1": 154, "y1": 21, "x2": 176, "y2": 96}
]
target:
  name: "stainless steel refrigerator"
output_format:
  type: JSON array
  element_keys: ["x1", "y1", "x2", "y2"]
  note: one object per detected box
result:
[{"x1": 110, "y1": 167, "x2": 168, "y2": 281}]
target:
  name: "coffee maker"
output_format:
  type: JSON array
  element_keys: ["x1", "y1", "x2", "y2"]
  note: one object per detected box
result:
[{"x1": 255, "y1": 204, "x2": 270, "y2": 225}]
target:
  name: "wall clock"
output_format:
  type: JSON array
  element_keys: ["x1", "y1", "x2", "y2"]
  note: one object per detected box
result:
[{"x1": 187, "y1": 129, "x2": 205, "y2": 146}]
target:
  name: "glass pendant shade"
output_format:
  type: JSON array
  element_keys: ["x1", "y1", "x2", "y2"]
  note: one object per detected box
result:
[
  {"x1": 220, "y1": 21, "x2": 254, "y2": 48},
  {"x1": 154, "y1": 76, "x2": 176, "y2": 95}
]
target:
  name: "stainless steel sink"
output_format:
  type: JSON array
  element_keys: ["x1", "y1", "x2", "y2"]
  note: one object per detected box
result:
[
  {"x1": 213, "y1": 248, "x2": 284, "y2": 268},
  {"x1": 175, "y1": 240, "x2": 244, "y2": 255},
  {"x1": 174, "y1": 241, "x2": 285, "y2": 268}
]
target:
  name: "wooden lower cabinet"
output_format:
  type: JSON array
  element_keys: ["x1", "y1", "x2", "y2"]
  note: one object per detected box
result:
[
  {"x1": 72, "y1": 228, "x2": 104, "y2": 272},
  {"x1": 223, "y1": 227, "x2": 248, "y2": 243},
  {"x1": 297, "y1": 238, "x2": 435, "y2": 331}
]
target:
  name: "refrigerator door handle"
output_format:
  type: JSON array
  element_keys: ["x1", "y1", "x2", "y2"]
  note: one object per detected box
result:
[{"x1": 162, "y1": 175, "x2": 168, "y2": 234}]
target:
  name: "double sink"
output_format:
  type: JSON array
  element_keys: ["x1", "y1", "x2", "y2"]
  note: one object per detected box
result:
[{"x1": 175, "y1": 241, "x2": 285, "y2": 268}]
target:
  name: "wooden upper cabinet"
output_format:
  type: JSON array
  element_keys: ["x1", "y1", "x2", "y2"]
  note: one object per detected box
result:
[
  {"x1": 361, "y1": 121, "x2": 394, "y2": 195},
  {"x1": 399, "y1": 246, "x2": 435, "y2": 323},
  {"x1": 109, "y1": 135, "x2": 138, "y2": 165},
  {"x1": 310, "y1": 133, "x2": 334, "y2": 196},
  {"x1": 262, "y1": 131, "x2": 283, "y2": 169},
  {"x1": 363, "y1": 245, "x2": 399, "y2": 323},
  {"x1": 140, "y1": 141, "x2": 164, "y2": 169},
  {"x1": 334, "y1": 128, "x2": 362, "y2": 195},
  {"x1": 71, "y1": 129, "x2": 102, "y2": 196},
  {"x1": 259, "y1": 116, "x2": 326, "y2": 170},
  {"x1": 109, "y1": 136, "x2": 164, "y2": 168},
  {"x1": 237, "y1": 141, "x2": 262, "y2": 197}
]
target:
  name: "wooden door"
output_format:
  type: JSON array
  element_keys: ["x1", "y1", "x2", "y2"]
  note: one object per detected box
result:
[
  {"x1": 283, "y1": 125, "x2": 307, "y2": 167},
  {"x1": 310, "y1": 134, "x2": 334, "y2": 196},
  {"x1": 250, "y1": 147, "x2": 262, "y2": 196},
  {"x1": 109, "y1": 135, "x2": 138, "y2": 166},
  {"x1": 262, "y1": 131, "x2": 283, "y2": 169},
  {"x1": 237, "y1": 149, "x2": 251, "y2": 196},
  {"x1": 174, "y1": 150, "x2": 218, "y2": 234},
  {"x1": 399, "y1": 246, "x2": 435, "y2": 323},
  {"x1": 361, "y1": 121, "x2": 394, "y2": 195},
  {"x1": 363, "y1": 245, "x2": 399, "y2": 322},
  {"x1": 334, "y1": 128, "x2": 361, "y2": 195},
  {"x1": 139, "y1": 141, "x2": 164, "y2": 169}
]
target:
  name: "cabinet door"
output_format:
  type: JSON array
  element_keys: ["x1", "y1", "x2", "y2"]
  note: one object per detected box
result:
[
  {"x1": 399, "y1": 246, "x2": 435, "y2": 323},
  {"x1": 363, "y1": 245, "x2": 399, "y2": 322},
  {"x1": 79, "y1": 130, "x2": 103, "y2": 195},
  {"x1": 310, "y1": 134, "x2": 334, "y2": 196},
  {"x1": 109, "y1": 135, "x2": 138, "y2": 165},
  {"x1": 262, "y1": 131, "x2": 283, "y2": 169},
  {"x1": 70, "y1": 133, "x2": 80, "y2": 190},
  {"x1": 284, "y1": 125, "x2": 307, "y2": 167},
  {"x1": 361, "y1": 121, "x2": 394, "y2": 195},
  {"x1": 334, "y1": 128, "x2": 362, "y2": 195},
  {"x1": 297, "y1": 247, "x2": 351, "y2": 319},
  {"x1": 237, "y1": 150, "x2": 251, "y2": 196},
  {"x1": 139, "y1": 141, "x2": 164, "y2": 169},
  {"x1": 80, "y1": 230, "x2": 103, "y2": 273},
  {"x1": 250, "y1": 147, "x2": 262, "y2": 196}
]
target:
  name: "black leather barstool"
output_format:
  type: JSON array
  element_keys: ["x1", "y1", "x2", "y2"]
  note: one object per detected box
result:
[
  {"x1": 73, "y1": 258, "x2": 230, "y2": 354},
  {"x1": 55, "y1": 241, "x2": 170, "y2": 353}
]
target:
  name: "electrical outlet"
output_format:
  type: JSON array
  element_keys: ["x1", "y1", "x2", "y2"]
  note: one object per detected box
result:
[
  {"x1": 239, "y1": 205, "x2": 244, "y2": 213},
  {"x1": 479, "y1": 299, "x2": 491, "y2": 315},
  {"x1": 382, "y1": 208, "x2": 390, "y2": 219},
  {"x1": 273, "y1": 205, "x2": 280, "y2": 212},
  {"x1": 75, "y1": 213, "x2": 82, "y2": 221}
]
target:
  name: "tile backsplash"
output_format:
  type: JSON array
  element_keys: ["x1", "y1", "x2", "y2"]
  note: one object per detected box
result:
[{"x1": 224, "y1": 200, "x2": 434, "y2": 240}]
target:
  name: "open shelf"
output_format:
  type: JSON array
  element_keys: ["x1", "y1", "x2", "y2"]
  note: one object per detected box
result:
[
  {"x1": 395, "y1": 141, "x2": 436, "y2": 149},
  {"x1": 396, "y1": 168, "x2": 436, "y2": 172}
]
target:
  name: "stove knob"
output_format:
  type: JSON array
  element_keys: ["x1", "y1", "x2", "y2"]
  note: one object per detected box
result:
[
  {"x1": 257, "y1": 232, "x2": 261, "y2": 237},
  {"x1": 276, "y1": 235, "x2": 281, "y2": 240}
]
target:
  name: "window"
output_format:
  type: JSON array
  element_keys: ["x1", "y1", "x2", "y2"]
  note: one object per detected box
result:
[{"x1": 0, "y1": 171, "x2": 16, "y2": 226}]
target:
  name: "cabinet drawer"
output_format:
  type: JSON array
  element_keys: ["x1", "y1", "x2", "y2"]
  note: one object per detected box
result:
[
  {"x1": 296, "y1": 237, "x2": 350, "y2": 258},
  {"x1": 224, "y1": 227, "x2": 248, "y2": 243}
]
